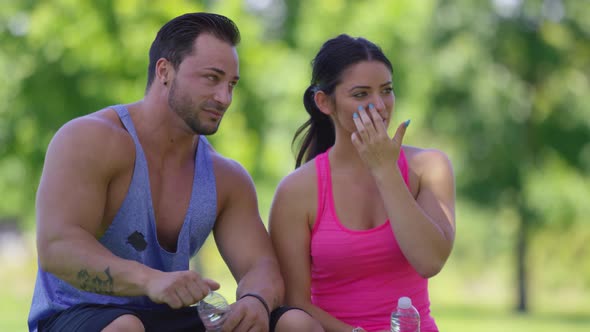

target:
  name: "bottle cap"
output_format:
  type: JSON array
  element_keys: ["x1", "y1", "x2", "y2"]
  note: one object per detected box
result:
[{"x1": 398, "y1": 296, "x2": 412, "y2": 309}]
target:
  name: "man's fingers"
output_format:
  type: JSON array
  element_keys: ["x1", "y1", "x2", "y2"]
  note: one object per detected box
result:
[
  {"x1": 223, "y1": 299, "x2": 268, "y2": 332},
  {"x1": 186, "y1": 280, "x2": 205, "y2": 304},
  {"x1": 221, "y1": 305, "x2": 246, "y2": 332},
  {"x1": 165, "y1": 293, "x2": 183, "y2": 309},
  {"x1": 175, "y1": 286, "x2": 196, "y2": 306},
  {"x1": 204, "y1": 278, "x2": 220, "y2": 291}
]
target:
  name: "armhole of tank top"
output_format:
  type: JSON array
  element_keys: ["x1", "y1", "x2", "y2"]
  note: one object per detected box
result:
[
  {"x1": 398, "y1": 147, "x2": 411, "y2": 191},
  {"x1": 312, "y1": 152, "x2": 328, "y2": 234}
]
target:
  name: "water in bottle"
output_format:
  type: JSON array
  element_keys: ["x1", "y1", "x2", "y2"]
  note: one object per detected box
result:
[
  {"x1": 390, "y1": 296, "x2": 420, "y2": 332},
  {"x1": 196, "y1": 291, "x2": 231, "y2": 332}
]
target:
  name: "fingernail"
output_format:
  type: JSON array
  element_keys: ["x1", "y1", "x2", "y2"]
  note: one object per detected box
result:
[
  {"x1": 353, "y1": 112, "x2": 359, "y2": 119},
  {"x1": 369, "y1": 103, "x2": 374, "y2": 109},
  {"x1": 404, "y1": 119, "x2": 411, "y2": 128},
  {"x1": 357, "y1": 105, "x2": 364, "y2": 112}
]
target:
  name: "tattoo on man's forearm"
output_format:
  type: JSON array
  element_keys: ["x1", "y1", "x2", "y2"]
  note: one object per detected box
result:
[{"x1": 77, "y1": 267, "x2": 114, "y2": 294}]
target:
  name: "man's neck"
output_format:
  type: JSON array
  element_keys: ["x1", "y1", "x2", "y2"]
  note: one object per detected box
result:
[{"x1": 128, "y1": 99, "x2": 199, "y2": 163}]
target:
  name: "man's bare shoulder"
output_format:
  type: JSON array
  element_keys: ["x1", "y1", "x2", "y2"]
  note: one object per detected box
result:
[
  {"x1": 47, "y1": 107, "x2": 135, "y2": 172},
  {"x1": 209, "y1": 150, "x2": 251, "y2": 182}
]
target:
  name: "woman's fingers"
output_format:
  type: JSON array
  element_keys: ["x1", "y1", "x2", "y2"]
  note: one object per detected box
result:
[
  {"x1": 392, "y1": 119, "x2": 410, "y2": 148},
  {"x1": 368, "y1": 103, "x2": 388, "y2": 136},
  {"x1": 353, "y1": 109, "x2": 368, "y2": 143}
]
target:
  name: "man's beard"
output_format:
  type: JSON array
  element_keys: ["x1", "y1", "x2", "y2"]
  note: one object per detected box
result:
[{"x1": 168, "y1": 80, "x2": 224, "y2": 135}]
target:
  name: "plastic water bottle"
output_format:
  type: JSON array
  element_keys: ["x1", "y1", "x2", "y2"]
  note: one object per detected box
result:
[
  {"x1": 196, "y1": 291, "x2": 231, "y2": 332},
  {"x1": 390, "y1": 296, "x2": 420, "y2": 332}
]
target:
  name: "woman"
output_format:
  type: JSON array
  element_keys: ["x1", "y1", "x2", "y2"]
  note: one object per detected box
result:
[{"x1": 269, "y1": 34, "x2": 456, "y2": 332}]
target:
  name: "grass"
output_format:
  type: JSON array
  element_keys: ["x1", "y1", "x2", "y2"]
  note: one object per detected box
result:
[
  {"x1": 435, "y1": 306, "x2": 590, "y2": 331},
  {"x1": 2, "y1": 234, "x2": 589, "y2": 332},
  {"x1": 0, "y1": 235, "x2": 36, "y2": 331}
]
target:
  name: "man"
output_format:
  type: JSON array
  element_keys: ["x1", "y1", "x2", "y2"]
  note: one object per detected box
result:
[{"x1": 28, "y1": 12, "x2": 322, "y2": 332}]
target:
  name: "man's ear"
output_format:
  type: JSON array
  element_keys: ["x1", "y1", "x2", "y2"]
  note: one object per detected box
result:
[
  {"x1": 156, "y1": 58, "x2": 173, "y2": 86},
  {"x1": 314, "y1": 90, "x2": 333, "y2": 116}
]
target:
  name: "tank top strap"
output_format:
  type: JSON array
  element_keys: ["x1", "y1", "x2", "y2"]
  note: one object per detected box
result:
[
  {"x1": 187, "y1": 135, "x2": 217, "y2": 254},
  {"x1": 313, "y1": 148, "x2": 409, "y2": 231},
  {"x1": 111, "y1": 105, "x2": 141, "y2": 144},
  {"x1": 398, "y1": 148, "x2": 411, "y2": 190},
  {"x1": 313, "y1": 151, "x2": 333, "y2": 231}
]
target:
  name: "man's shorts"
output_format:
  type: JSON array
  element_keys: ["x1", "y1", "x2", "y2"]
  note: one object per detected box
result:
[{"x1": 38, "y1": 303, "x2": 300, "y2": 332}]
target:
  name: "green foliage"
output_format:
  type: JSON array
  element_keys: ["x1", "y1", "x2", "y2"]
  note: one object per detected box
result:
[
  {"x1": 1, "y1": 0, "x2": 589, "y2": 323},
  {"x1": 426, "y1": 0, "x2": 590, "y2": 224}
]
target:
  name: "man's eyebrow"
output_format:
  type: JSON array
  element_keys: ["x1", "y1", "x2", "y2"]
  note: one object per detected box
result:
[
  {"x1": 205, "y1": 67, "x2": 240, "y2": 81},
  {"x1": 348, "y1": 81, "x2": 392, "y2": 92}
]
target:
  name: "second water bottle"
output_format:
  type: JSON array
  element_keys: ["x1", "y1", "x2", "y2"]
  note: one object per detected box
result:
[{"x1": 390, "y1": 296, "x2": 420, "y2": 332}]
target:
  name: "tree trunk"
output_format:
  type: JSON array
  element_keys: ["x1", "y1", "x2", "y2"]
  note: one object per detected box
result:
[{"x1": 516, "y1": 207, "x2": 528, "y2": 312}]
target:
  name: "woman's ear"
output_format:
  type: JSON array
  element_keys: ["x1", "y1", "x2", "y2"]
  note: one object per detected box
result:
[{"x1": 314, "y1": 90, "x2": 333, "y2": 116}]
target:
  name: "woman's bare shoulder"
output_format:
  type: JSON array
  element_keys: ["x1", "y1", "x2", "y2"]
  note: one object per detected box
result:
[
  {"x1": 403, "y1": 145, "x2": 452, "y2": 170},
  {"x1": 275, "y1": 159, "x2": 318, "y2": 200},
  {"x1": 402, "y1": 145, "x2": 454, "y2": 190}
]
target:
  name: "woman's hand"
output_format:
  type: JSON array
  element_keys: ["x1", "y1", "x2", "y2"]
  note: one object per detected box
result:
[{"x1": 351, "y1": 103, "x2": 409, "y2": 173}]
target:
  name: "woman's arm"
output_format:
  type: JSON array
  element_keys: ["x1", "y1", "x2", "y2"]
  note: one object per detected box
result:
[
  {"x1": 352, "y1": 108, "x2": 456, "y2": 278},
  {"x1": 269, "y1": 169, "x2": 361, "y2": 332},
  {"x1": 375, "y1": 146, "x2": 456, "y2": 278}
]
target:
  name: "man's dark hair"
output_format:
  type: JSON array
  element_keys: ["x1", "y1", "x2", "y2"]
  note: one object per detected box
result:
[{"x1": 146, "y1": 12, "x2": 241, "y2": 91}]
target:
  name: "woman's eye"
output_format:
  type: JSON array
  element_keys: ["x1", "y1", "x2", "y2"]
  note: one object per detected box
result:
[
  {"x1": 207, "y1": 75, "x2": 218, "y2": 82},
  {"x1": 382, "y1": 87, "x2": 393, "y2": 94},
  {"x1": 353, "y1": 92, "x2": 367, "y2": 98}
]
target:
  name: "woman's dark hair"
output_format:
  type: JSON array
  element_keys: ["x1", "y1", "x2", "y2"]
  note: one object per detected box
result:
[
  {"x1": 145, "y1": 12, "x2": 240, "y2": 91},
  {"x1": 293, "y1": 34, "x2": 393, "y2": 168}
]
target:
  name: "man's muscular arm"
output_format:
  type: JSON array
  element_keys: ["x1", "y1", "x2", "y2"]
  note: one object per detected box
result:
[
  {"x1": 212, "y1": 156, "x2": 284, "y2": 331},
  {"x1": 36, "y1": 116, "x2": 152, "y2": 295},
  {"x1": 36, "y1": 115, "x2": 216, "y2": 307}
]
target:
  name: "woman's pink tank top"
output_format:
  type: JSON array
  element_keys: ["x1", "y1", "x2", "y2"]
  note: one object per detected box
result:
[{"x1": 310, "y1": 150, "x2": 438, "y2": 331}]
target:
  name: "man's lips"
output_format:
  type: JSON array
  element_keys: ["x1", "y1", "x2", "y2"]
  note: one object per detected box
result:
[{"x1": 204, "y1": 108, "x2": 224, "y2": 118}]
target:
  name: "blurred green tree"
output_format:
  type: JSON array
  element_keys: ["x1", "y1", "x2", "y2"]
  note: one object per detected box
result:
[
  {"x1": 424, "y1": 0, "x2": 590, "y2": 311},
  {"x1": 1, "y1": 0, "x2": 588, "y2": 315}
]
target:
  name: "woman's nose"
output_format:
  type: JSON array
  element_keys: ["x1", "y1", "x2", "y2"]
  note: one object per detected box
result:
[{"x1": 370, "y1": 96, "x2": 386, "y2": 112}]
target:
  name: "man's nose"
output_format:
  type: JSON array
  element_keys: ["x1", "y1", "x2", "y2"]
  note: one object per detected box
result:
[{"x1": 213, "y1": 84, "x2": 232, "y2": 107}]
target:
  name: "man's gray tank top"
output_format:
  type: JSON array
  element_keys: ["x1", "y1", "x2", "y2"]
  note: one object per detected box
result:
[{"x1": 28, "y1": 104, "x2": 217, "y2": 331}]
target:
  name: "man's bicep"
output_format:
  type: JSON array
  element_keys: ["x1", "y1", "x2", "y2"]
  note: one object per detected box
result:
[{"x1": 36, "y1": 125, "x2": 110, "y2": 244}]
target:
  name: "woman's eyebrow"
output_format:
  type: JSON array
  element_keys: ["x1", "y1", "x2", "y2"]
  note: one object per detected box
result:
[{"x1": 348, "y1": 81, "x2": 392, "y2": 92}]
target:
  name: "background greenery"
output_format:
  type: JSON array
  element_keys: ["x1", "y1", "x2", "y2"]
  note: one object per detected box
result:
[{"x1": 1, "y1": 0, "x2": 589, "y2": 330}]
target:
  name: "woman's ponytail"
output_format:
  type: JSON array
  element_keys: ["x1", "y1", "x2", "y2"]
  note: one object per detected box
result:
[{"x1": 292, "y1": 85, "x2": 335, "y2": 168}]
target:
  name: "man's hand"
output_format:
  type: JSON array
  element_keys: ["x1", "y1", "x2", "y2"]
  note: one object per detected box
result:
[
  {"x1": 145, "y1": 270, "x2": 220, "y2": 309},
  {"x1": 221, "y1": 295, "x2": 270, "y2": 332}
]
